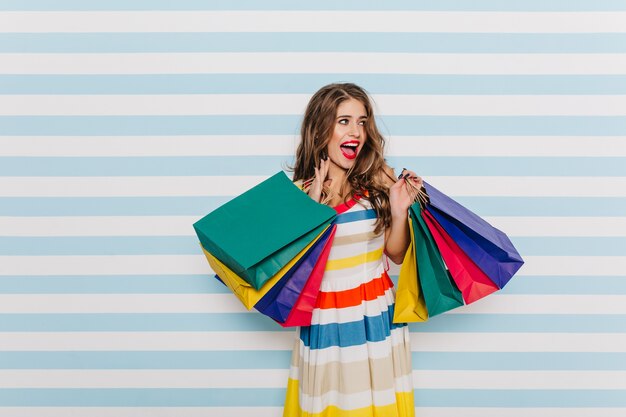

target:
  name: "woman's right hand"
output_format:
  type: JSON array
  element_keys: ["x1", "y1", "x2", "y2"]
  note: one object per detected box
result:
[{"x1": 309, "y1": 157, "x2": 330, "y2": 203}]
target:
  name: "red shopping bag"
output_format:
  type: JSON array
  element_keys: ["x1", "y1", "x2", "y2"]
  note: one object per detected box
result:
[{"x1": 422, "y1": 209, "x2": 499, "y2": 304}]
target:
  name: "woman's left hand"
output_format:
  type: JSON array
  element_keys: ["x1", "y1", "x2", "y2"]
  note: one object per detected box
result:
[
  {"x1": 389, "y1": 168, "x2": 423, "y2": 219},
  {"x1": 384, "y1": 168, "x2": 423, "y2": 264}
]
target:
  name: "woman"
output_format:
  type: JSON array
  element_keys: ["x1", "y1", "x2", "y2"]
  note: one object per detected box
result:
[{"x1": 284, "y1": 83, "x2": 422, "y2": 417}]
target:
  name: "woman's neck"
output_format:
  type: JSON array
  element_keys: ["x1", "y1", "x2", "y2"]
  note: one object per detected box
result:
[{"x1": 326, "y1": 162, "x2": 351, "y2": 205}]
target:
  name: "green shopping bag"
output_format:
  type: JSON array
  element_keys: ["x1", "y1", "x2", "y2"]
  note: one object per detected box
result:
[
  {"x1": 410, "y1": 204, "x2": 464, "y2": 317},
  {"x1": 193, "y1": 171, "x2": 337, "y2": 290}
]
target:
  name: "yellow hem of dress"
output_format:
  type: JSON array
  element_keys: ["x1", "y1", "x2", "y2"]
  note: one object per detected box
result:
[{"x1": 283, "y1": 378, "x2": 415, "y2": 417}]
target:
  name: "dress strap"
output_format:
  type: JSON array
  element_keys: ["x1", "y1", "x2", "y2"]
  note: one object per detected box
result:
[{"x1": 333, "y1": 194, "x2": 362, "y2": 214}]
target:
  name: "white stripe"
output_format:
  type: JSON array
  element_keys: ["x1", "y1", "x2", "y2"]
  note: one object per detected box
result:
[
  {"x1": 0, "y1": 331, "x2": 296, "y2": 351},
  {"x1": 1, "y1": 369, "x2": 624, "y2": 389},
  {"x1": 2, "y1": 176, "x2": 625, "y2": 197},
  {"x1": 448, "y1": 294, "x2": 626, "y2": 315},
  {"x1": 0, "y1": 254, "x2": 211, "y2": 275},
  {"x1": 2, "y1": 216, "x2": 624, "y2": 237},
  {"x1": 413, "y1": 333, "x2": 626, "y2": 353},
  {"x1": 0, "y1": 135, "x2": 298, "y2": 157},
  {"x1": 2, "y1": 136, "x2": 625, "y2": 158},
  {"x1": 0, "y1": 331, "x2": 623, "y2": 353},
  {"x1": 2, "y1": 53, "x2": 626, "y2": 75},
  {"x1": 0, "y1": 293, "x2": 625, "y2": 314},
  {"x1": 388, "y1": 136, "x2": 626, "y2": 157},
  {"x1": 5, "y1": 94, "x2": 626, "y2": 116},
  {"x1": 0, "y1": 294, "x2": 249, "y2": 313},
  {"x1": 0, "y1": 255, "x2": 621, "y2": 276},
  {"x1": 484, "y1": 216, "x2": 626, "y2": 237},
  {"x1": 0, "y1": 216, "x2": 200, "y2": 236},
  {"x1": 1, "y1": 11, "x2": 625, "y2": 33},
  {"x1": 0, "y1": 176, "x2": 268, "y2": 197},
  {"x1": 0, "y1": 369, "x2": 288, "y2": 388},
  {"x1": 518, "y1": 256, "x2": 626, "y2": 276},
  {"x1": 1, "y1": 408, "x2": 625, "y2": 417},
  {"x1": 413, "y1": 370, "x2": 626, "y2": 389}
]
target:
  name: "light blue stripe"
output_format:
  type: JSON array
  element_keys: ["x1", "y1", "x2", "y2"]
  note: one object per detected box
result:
[
  {"x1": 0, "y1": 388, "x2": 285, "y2": 407},
  {"x1": 0, "y1": 351, "x2": 623, "y2": 371},
  {"x1": 0, "y1": 275, "x2": 230, "y2": 294},
  {"x1": 1, "y1": 275, "x2": 625, "y2": 295},
  {"x1": 0, "y1": 197, "x2": 233, "y2": 216},
  {"x1": 2, "y1": 156, "x2": 625, "y2": 177},
  {"x1": 0, "y1": 351, "x2": 291, "y2": 369},
  {"x1": 1, "y1": 0, "x2": 626, "y2": 12},
  {"x1": 2, "y1": 33, "x2": 626, "y2": 53},
  {"x1": 0, "y1": 197, "x2": 624, "y2": 217},
  {"x1": 409, "y1": 314, "x2": 626, "y2": 333},
  {"x1": 0, "y1": 314, "x2": 624, "y2": 332},
  {"x1": 0, "y1": 237, "x2": 200, "y2": 255},
  {"x1": 2, "y1": 74, "x2": 626, "y2": 94},
  {"x1": 1, "y1": 236, "x2": 623, "y2": 256},
  {"x1": 500, "y1": 276, "x2": 626, "y2": 295},
  {"x1": 2, "y1": 116, "x2": 626, "y2": 135},
  {"x1": 0, "y1": 388, "x2": 624, "y2": 407},
  {"x1": 413, "y1": 390, "x2": 626, "y2": 407}
]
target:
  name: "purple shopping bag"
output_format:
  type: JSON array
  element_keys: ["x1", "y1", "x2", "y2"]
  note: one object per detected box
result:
[
  {"x1": 254, "y1": 223, "x2": 335, "y2": 323},
  {"x1": 424, "y1": 181, "x2": 524, "y2": 289}
]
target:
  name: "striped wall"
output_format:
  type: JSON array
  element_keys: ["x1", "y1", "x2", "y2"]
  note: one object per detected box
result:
[{"x1": 1, "y1": 1, "x2": 626, "y2": 416}]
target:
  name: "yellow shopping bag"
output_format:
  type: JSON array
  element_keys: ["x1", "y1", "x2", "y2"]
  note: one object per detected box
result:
[{"x1": 393, "y1": 220, "x2": 428, "y2": 323}]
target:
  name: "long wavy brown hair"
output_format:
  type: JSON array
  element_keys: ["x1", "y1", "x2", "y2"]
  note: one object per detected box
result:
[{"x1": 292, "y1": 83, "x2": 395, "y2": 234}]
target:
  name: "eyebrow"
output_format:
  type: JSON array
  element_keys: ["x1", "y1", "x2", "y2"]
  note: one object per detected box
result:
[{"x1": 336, "y1": 115, "x2": 368, "y2": 119}]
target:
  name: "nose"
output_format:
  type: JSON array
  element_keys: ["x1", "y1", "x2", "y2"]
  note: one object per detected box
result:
[{"x1": 350, "y1": 121, "x2": 361, "y2": 137}]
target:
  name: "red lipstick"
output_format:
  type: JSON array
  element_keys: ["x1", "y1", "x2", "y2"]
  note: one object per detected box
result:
[{"x1": 339, "y1": 140, "x2": 359, "y2": 160}]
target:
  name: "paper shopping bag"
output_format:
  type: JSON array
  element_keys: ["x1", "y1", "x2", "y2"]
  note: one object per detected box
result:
[
  {"x1": 423, "y1": 181, "x2": 524, "y2": 288},
  {"x1": 255, "y1": 224, "x2": 335, "y2": 323},
  {"x1": 393, "y1": 219, "x2": 428, "y2": 323},
  {"x1": 193, "y1": 171, "x2": 337, "y2": 290},
  {"x1": 411, "y1": 204, "x2": 464, "y2": 317},
  {"x1": 280, "y1": 225, "x2": 337, "y2": 327},
  {"x1": 422, "y1": 209, "x2": 499, "y2": 304},
  {"x1": 202, "y1": 223, "x2": 328, "y2": 310}
]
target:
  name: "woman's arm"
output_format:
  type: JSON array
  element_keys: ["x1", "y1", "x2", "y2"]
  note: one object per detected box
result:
[{"x1": 383, "y1": 166, "x2": 422, "y2": 264}]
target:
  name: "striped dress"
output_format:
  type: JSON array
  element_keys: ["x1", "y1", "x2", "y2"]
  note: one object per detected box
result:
[{"x1": 283, "y1": 195, "x2": 415, "y2": 417}]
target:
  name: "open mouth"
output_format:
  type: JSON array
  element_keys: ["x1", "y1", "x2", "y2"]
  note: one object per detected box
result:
[{"x1": 340, "y1": 140, "x2": 360, "y2": 160}]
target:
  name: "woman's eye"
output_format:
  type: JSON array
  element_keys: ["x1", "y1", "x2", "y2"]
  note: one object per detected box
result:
[
  {"x1": 338, "y1": 119, "x2": 349, "y2": 125},
  {"x1": 358, "y1": 120, "x2": 366, "y2": 126}
]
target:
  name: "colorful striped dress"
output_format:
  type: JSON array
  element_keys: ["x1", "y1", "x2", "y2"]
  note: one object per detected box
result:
[{"x1": 283, "y1": 195, "x2": 415, "y2": 417}]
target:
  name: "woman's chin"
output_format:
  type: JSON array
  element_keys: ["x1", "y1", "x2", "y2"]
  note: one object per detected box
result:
[
  {"x1": 338, "y1": 160, "x2": 356, "y2": 171},
  {"x1": 328, "y1": 155, "x2": 356, "y2": 171}
]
